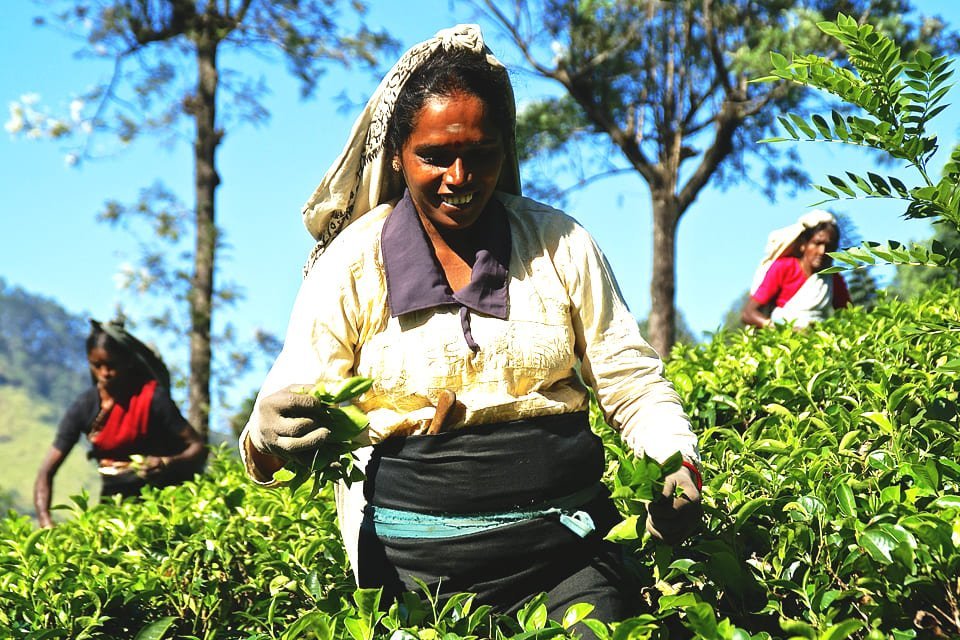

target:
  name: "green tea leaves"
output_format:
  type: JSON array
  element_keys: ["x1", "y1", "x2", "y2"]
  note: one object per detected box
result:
[{"x1": 271, "y1": 376, "x2": 373, "y2": 495}]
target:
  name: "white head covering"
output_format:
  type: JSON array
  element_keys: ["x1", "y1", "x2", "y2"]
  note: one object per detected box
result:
[
  {"x1": 750, "y1": 209, "x2": 837, "y2": 294},
  {"x1": 300, "y1": 24, "x2": 522, "y2": 274}
]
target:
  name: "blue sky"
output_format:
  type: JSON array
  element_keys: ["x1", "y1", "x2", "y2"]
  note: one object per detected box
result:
[{"x1": 2, "y1": 1, "x2": 958, "y2": 430}]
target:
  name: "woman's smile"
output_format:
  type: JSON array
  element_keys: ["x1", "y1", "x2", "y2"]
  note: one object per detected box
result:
[{"x1": 441, "y1": 192, "x2": 475, "y2": 207}]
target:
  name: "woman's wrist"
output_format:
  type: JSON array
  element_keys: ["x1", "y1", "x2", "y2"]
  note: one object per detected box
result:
[
  {"x1": 243, "y1": 433, "x2": 286, "y2": 483},
  {"x1": 681, "y1": 460, "x2": 703, "y2": 491}
]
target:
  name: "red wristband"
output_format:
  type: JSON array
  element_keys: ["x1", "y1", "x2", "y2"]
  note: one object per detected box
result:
[{"x1": 682, "y1": 461, "x2": 703, "y2": 491}]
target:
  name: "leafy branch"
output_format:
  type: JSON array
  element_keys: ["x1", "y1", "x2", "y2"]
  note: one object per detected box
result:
[
  {"x1": 755, "y1": 12, "x2": 960, "y2": 274},
  {"x1": 820, "y1": 239, "x2": 960, "y2": 274}
]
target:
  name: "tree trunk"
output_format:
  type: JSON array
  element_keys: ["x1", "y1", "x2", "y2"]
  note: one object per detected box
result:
[
  {"x1": 189, "y1": 37, "x2": 220, "y2": 439},
  {"x1": 647, "y1": 193, "x2": 679, "y2": 358}
]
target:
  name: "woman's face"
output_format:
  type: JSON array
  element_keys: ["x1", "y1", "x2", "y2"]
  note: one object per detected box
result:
[
  {"x1": 88, "y1": 346, "x2": 132, "y2": 391},
  {"x1": 396, "y1": 91, "x2": 504, "y2": 231},
  {"x1": 799, "y1": 228, "x2": 838, "y2": 272}
]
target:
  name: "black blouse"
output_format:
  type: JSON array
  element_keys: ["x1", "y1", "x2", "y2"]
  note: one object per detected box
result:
[{"x1": 53, "y1": 383, "x2": 190, "y2": 461}]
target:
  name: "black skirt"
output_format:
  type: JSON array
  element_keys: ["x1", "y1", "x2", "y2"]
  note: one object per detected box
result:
[{"x1": 357, "y1": 412, "x2": 630, "y2": 622}]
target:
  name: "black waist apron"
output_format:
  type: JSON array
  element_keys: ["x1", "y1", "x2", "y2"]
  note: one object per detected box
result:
[{"x1": 357, "y1": 411, "x2": 629, "y2": 621}]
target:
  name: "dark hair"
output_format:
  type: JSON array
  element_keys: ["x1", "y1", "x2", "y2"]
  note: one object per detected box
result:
[
  {"x1": 385, "y1": 47, "x2": 515, "y2": 158},
  {"x1": 795, "y1": 221, "x2": 840, "y2": 253}
]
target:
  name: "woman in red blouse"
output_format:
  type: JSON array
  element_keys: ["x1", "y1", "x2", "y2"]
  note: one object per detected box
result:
[{"x1": 742, "y1": 210, "x2": 851, "y2": 329}]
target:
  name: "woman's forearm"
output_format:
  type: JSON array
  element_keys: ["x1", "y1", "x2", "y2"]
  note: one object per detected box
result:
[
  {"x1": 741, "y1": 298, "x2": 772, "y2": 328},
  {"x1": 33, "y1": 474, "x2": 53, "y2": 527},
  {"x1": 34, "y1": 447, "x2": 67, "y2": 528},
  {"x1": 161, "y1": 426, "x2": 208, "y2": 470}
]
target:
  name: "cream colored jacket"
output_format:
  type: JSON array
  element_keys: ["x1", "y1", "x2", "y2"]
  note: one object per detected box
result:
[{"x1": 240, "y1": 193, "x2": 699, "y2": 575}]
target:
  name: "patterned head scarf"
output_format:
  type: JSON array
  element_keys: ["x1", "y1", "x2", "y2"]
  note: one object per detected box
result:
[
  {"x1": 300, "y1": 24, "x2": 522, "y2": 274},
  {"x1": 750, "y1": 209, "x2": 838, "y2": 294}
]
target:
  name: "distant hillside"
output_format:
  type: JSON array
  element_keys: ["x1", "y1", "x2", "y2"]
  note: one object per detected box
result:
[
  {"x1": 0, "y1": 278, "x2": 89, "y2": 407},
  {"x1": 0, "y1": 386, "x2": 100, "y2": 515},
  {"x1": 0, "y1": 280, "x2": 98, "y2": 516}
]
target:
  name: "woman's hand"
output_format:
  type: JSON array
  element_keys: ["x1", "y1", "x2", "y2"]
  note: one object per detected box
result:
[
  {"x1": 135, "y1": 455, "x2": 170, "y2": 478},
  {"x1": 646, "y1": 465, "x2": 703, "y2": 543},
  {"x1": 248, "y1": 385, "x2": 332, "y2": 462}
]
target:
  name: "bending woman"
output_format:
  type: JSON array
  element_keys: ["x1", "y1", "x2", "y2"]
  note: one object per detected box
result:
[
  {"x1": 241, "y1": 25, "x2": 701, "y2": 623},
  {"x1": 742, "y1": 210, "x2": 851, "y2": 329},
  {"x1": 34, "y1": 319, "x2": 206, "y2": 527}
]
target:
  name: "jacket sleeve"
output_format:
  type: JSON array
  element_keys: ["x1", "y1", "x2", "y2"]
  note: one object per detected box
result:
[
  {"x1": 238, "y1": 245, "x2": 366, "y2": 486},
  {"x1": 558, "y1": 222, "x2": 700, "y2": 465}
]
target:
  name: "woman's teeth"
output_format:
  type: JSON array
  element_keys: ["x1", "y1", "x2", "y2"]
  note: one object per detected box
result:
[{"x1": 442, "y1": 193, "x2": 474, "y2": 206}]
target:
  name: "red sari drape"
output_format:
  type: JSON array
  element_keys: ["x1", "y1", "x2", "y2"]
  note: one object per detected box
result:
[{"x1": 90, "y1": 379, "x2": 157, "y2": 456}]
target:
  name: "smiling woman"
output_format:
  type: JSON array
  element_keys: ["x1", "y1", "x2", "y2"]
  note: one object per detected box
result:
[
  {"x1": 389, "y1": 59, "x2": 508, "y2": 290},
  {"x1": 239, "y1": 24, "x2": 703, "y2": 628}
]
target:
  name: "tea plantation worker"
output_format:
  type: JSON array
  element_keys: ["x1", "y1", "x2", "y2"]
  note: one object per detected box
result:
[
  {"x1": 742, "y1": 209, "x2": 851, "y2": 329},
  {"x1": 240, "y1": 24, "x2": 702, "y2": 624},
  {"x1": 34, "y1": 319, "x2": 206, "y2": 528}
]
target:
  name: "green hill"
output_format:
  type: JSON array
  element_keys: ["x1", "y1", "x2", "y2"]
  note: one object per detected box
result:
[
  {"x1": 0, "y1": 279, "x2": 99, "y2": 516},
  {"x1": 0, "y1": 384, "x2": 100, "y2": 516},
  {"x1": 0, "y1": 278, "x2": 89, "y2": 407}
]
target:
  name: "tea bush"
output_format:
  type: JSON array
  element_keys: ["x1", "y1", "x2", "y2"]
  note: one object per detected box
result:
[
  {"x1": 1, "y1": 288, "x2": 957, "y2": 639},
  {"x1": 662, "y1": 286, "x2": 960, "y2": 639},
  {"x1": 0, "y1": 456, "x2": 354, "y2": 639}
]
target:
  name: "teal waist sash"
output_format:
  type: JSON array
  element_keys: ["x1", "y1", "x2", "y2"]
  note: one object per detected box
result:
[{"x1": 365, "y1": 482, "x2": 603, "y2": 540}]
